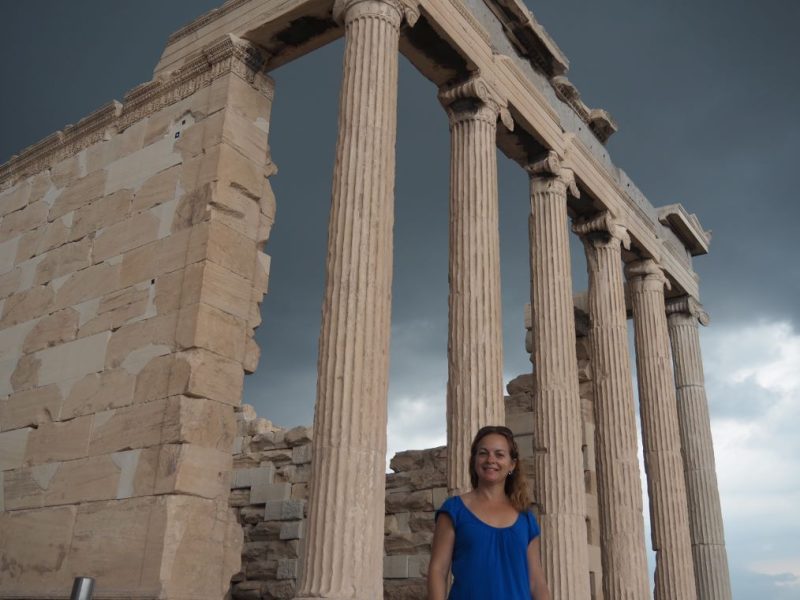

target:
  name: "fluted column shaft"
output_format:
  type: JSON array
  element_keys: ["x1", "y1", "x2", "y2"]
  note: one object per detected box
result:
[
  {"x1": 439, "y1": 77, "x2": 509, "y2": 494},
  {"x1": 666, "y1": 298, "x2": 732, "y2": 600},
  {"x1": 527, "y1": 152, "x2": 589, "y2": 600},
  {"x1": 297, "y1": 1, "x2": 415, "y2": 597},
  {"x1": 575, "y1": 214, "x2": 650, "y2": 599},
  {"x1": 626, "y1": 259, "x2": 697, "y2": 600}
]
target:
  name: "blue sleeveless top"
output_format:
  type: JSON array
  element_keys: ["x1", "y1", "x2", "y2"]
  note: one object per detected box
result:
[{"x1": 436, "y1": 495, "x2": 540, "y2": 600}]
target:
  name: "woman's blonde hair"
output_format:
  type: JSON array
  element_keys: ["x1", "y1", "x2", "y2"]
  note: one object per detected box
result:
[{"x1": 469, "y1": 425, "x2": 532, "y2": 512}]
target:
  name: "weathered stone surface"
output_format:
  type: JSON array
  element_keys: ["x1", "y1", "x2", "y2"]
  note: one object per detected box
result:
[
  {"x1": 119, "y1": 225, "x2": 195, "y2": 287},
  {"x1": 53, "y1": 260, "x2": 121, "y2": 309},
  {"x1": 132, "y1": 164, "x2": 181, "y2": 212},
  {"x1": 93, "y1": 210, "x2": 161, "y2": 263},
  {"x1": 69, "y1": 189, "x2": 132, "y2": 242},
  {"x1": 105, "y1": 313, "x2": 176, "y2": 370},
  {"x1": 15, "y1": 217, "x2": 71, "y2": 263},
  {"x1": 177, "y1": 302, "x2": 246, "y2": 362},
  {"x1": 34, "y1": 238, "x2": 92, "y2": 285},
  {"x1": 10, "y1": 353, "x2": 40, "y2": 393},
  {"x1": 61, "y1": 368, "x2": 135, "y2": 419},
  {"x1": 79, "y1": 284, "x2": 151, "y2": 337},
  {"x1": 22, "y1": 307, "x2": 79, "y2": 353},
  {"x1": 36, "y1": 331, "x2": 110, "y2": 386},
  {"x1": 1, "y1": 384, "x2": 62, "y2": 431},
  {"x1": 0, "y1": 181, "x2": 31, "y2": 218},
  {"x1": 48, "y1": 169, "x2": 107, "y2": 220},
  {"x1": 0, "y1": 284, "x2": 54, "y2": 327},
  {"x1": 0, "y1": 505, "x2": 77, "y2": 595},
  {"x1": 0, "y1": 201, "x2": 49, "y2": 242},
  {"x1": 154, "y1": 443, "x2": 231, "y2": 499},
  {"x1": 24, "y1": 415, "x2": 93, "y2": 465},
  {"x1": 0, "y1": 427, "x2": 32, "y2": 470}
]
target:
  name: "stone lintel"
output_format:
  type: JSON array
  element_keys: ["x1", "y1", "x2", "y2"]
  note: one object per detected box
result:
[{"x1": 657, "y1": 203, "x2": 711, "y2": 256}]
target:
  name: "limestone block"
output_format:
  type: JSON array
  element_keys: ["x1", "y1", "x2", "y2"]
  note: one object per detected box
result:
[
  {"x1": 25, "y1": 414, "x2": 92, "y2": 465},
  {"x1": 215, "y1": 186, "x2": 265, "y2": 246},
  {"x1": 251, "y1": 481, "x2": 291, "y2": 504},
  {"x1": 0, "y1": 319, "x2": 38, "y2": 362},
  {"x1": 93, "y1": 210, "x2": 161, "y2": 264},
  {"x1": 0, "y1": 427, "x2": 31, "y2": 469},
  {"x1": 160, "y1": 496, "x2": 244, "y2": 600},
  {"x1": 205, "y1": 220, "x2": 258, "y2": 279},
  {"x1": 174, "y1": 112, "x2": 225, "y2": 160},
  {"x1": 0, "y1": 284, "x2": 54, "y2": 328},
  {"x1": 197, "y1": 261, "x2": 254, "y2": 321},
  {"x1": 285, "y1": 426, "x2": 312, "y2": 447},
  {"x1": 84, "y1": 119, "x2": 146, "y2": 174},
  {"x1": 49, "y1": 154, "x2": 80, "y2": 188},
  {"x1": 171, "y1": 182, "x2": 212, "y2": 232},
  {"x1": 69, "y1": 189, "x2": 133, "y2": 242},
  {"x1": 508, "y1": 410, "x2": 534, "y2": 437},
  {"x1": 231, "y1": 465, "x2": 275, "y2": 489},
  {"x1": 2, "y1": 463, "x2": 55, "y2": 510},
  {"x1": 61, "y1": 368, "x2": 135, "y2": 419},
  {"x1": 15, "y1": 220, "x2": 67, "y2": 265},
  {"x1": 119, "y1": 225, "x2": 198, "y2": 287},
  {"x1": 409, "y1": 553, "x2": 430, "y2": 578},
  {"x1": 67, "y1": 496, "x2": 165, "y2": 596},
  {"x1": 175, "y1": 351, "x2": 239, "y2": 408},
  {"x1": 279, "y1": 520, "x2": 304, "y2": 540},
  {"x1": 33, "y1": 238, "x2": 92, "y2": 285},
  {"x1": 432, "y1": 487, "x2": 449, "y2": 510},
  {"x1": 105, "y1": 312, "x2": 177, "y2": 369},
  {"x1": 384, "y1": 554, "x2": 409, "y2": 579},
  {"x1": 154, "y1": 443, "x2": 231, "y2": 499},
  {"x1": 53, "y1": 260, "x2": 121, "y2": 309},
  {"x1": 10, "y1": 353, "x2": 40, "y2": 393},
  {"x1": 104, "y1": 135, "x2": 182, "y2": 196},
  {"x1": 36, "y1": 331, "x2": 110, "y2": 386},
  {"x1": 22, "y1": 307, "x2": 79, "y2": 353},
  {"x1": 0, "y1": 181, "x2": 31, "y2": 218},
  {"x1": 384, "y1": 579, "x2": 427, "y2": 600},
  {"x1": 386, "y1": 490, "x2": 433, "y2": 514},
  {"x1": 0, "y1": 505, "x2": 77, "y2": 595},
  {"x1": 0, "y1": 237, "x2": 20, "y2": 275},
  {"x1": 79, "y1": 285, "x2": 150, "y2": 337},
  {"x1": 0, "y1": 470, "x2": 4, "y2": 511},
  {"x1": 177, "y1": 302, "x2": 246, "y2": 362},
  {"x1": 49, "y1": 169, "x2": 107, "y2": 220},
  {"x1": 0, "y1": 201, "x2": 49, "y2": 242},
  {"x1": 1, "y1": 384, "x2": 62, "y2": 431},
  {"x1": 265, "y1": 499, "x2": 305, "y2": 521},
  {"x1": 132, "y1": 164, "x2": 181, "y2": 212},
  {"x1": 514, "y1": 433, "x2": 534, "y2": 458},
  {"x1": 153, "y1": 269, "x2": 184, "y2": 315},
  {"x1": 0, "y1": 267, "x2": 22, "y2": 300},
  {"x1": 277, "y1": 558, "x2": 299, "y2": 580},
  {"x1": 292, "y1": 444, "x2": 312, "y2": 465},
  {"x1": 37, "y1": 454, "x2": 121, "y2": 507}
]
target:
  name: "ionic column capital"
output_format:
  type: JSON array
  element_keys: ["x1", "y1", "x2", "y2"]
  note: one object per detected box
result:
[
  {"x1": 666, "y1": 295, "x2": 710, "y2": 326},
  {"x1": 525, "y1": 150, "x2": 579, "y2": 198},
  {"x1": 624, "y1": 257, "x2": 671, "y2": 291},
  {"x1": 438, "y1": 75, "x2": 513, "y2": 129},
  {"x1": 572, "y1": 211, "x2": 631, "y2": 250},
  {"x1": 333, "y1": 0, "x2": 419, "y2": 27}
]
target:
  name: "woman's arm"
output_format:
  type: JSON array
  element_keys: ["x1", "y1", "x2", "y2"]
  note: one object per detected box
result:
[
  {"x1": 528, "y1": 537, "x2": 551, "y2": 600},
  {"x1": 427, "y1": 513, "x2": 455, "y2": 600}
]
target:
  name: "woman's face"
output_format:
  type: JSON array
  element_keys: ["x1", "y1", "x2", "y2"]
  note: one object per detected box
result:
[{"x1": 474, "y1": 433, "x2": 516, "y2": 486}]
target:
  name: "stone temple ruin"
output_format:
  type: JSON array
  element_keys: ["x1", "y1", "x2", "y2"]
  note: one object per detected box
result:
[{"x1": 0, "y1": 0, "x2": 731, "y2": 599}]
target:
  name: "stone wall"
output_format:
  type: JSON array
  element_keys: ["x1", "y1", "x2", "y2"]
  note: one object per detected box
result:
[
  {"x1": 228, "y1": 334, "x2": 603, "y2": 599},
  {"x1": 0, "y1": 35, "x2": 276, "y2": 600}
]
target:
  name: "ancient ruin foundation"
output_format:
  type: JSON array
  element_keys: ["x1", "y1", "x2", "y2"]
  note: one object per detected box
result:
[{"x1": 0, "y1": 1, "x2": 730, "y2": 599}]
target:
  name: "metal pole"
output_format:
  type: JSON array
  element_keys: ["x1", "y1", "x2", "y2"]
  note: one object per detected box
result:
[{"x1": 70, "y1": 577, "x2": 95, "y2": 600}]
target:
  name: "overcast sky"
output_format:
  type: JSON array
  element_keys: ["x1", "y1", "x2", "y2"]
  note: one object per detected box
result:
[{"x1": 1, "y1": 1, "x2": 798, "y2": 597}]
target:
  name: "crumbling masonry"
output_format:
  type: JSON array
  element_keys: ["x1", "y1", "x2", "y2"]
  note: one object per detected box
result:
[{"x1": 0, "y1": 1, "x2": 730, "y2": 599}]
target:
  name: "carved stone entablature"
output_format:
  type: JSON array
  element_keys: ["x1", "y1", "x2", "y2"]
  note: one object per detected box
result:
[
  {"x1": 665, "y1": 295, "x2": 710, "y2": 326},
  {"x1": 484, "y1": 0, "x2": 569, "y2": 78},
  {"x1": 0, "y1": 34, "x2": 271, "y2": 187},
  {"x1": 526, "y1": 150, "x2": 579, "y2": 197},
  {"x1": 657, "y1": 203, "x2": 711, "y2": 256},
  {"x1": 624, "y1": 258, "x2": 671, "y2": 290},
  {"x1": 551, "y1": 76, "x2": 618, "y2": 144},
  {"x1": 438, "y1": 75, "x2": 513, "y2": 129},
  {"x1": 573, "y1": 211, "x2": 631, "y2": 250},
  {"x1": 333, "y1": 0, "x2": 420, "y2": 27},
  {"x1": 167, "y1": 0, "x2": 252, "y2": 45}
]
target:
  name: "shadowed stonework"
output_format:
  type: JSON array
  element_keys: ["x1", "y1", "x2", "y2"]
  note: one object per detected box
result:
[{"x1": 0, "y1": 1, "x2": 730, "y2": 599}]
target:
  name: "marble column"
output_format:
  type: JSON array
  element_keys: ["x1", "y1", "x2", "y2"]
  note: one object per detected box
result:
[
  {"x1": 438, "y1": 76, "x2": 512, "y2": 494},
  {"x1": 625, "y1": 259, "x2": 697, "y2": 600},
  {"x1": 296, "y1": 0, "x2": 418, "y2": 598},
  {"x1": 666, "y1": 296, "x2": 732, "y2": 600},
  {"x1": 527, "y1": 151, "x2": 590, "y2": 599},
  {"x1": 574, "y1": 213, "x2": 650, "y2": 599}
]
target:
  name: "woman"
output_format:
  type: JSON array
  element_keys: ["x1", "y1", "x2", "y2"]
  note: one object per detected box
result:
[{"x1": 427, "y1": 426, "x2": 551, "y2": 600}]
